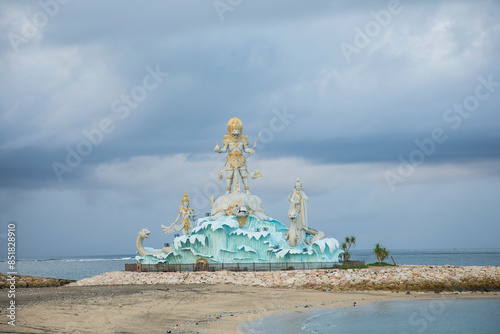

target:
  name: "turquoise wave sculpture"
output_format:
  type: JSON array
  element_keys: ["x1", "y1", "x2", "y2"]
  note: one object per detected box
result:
[{"x1": 136, "y1": 214, "x2": 342, "y2": 265}]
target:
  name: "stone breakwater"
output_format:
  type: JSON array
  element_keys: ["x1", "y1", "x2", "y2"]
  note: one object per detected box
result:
[
  {"x1": 71, "y1": 265, "x2": 500, "y2": 292},
  {"x1": 0, "y1": 273, "x2": 74, "y2": 288}
]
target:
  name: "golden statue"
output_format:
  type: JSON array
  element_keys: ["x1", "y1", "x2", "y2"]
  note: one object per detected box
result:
[
  {"x1": 214, "y1": 117, "x2": 262, "y2": 194},
  {"x1": 162, "y1": 192, "x2": 195, "y2": 235}
]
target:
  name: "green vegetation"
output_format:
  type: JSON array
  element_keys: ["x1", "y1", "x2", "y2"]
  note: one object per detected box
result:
[
  {"x1": 338, "y1": 263, "x2": 368, "y2": 269},
  {"x1": 367, "y1": 262, "x2": 394, "y2": 267},
  {"x1": 281, "y1": 266, "x2": 296, "y2": 271},
  {"x1": 373, "y1": 243, "x2": 390, "y2": 265},
  {"x1": 340, "y1": 235, "x2": 356, "y2": 262}
]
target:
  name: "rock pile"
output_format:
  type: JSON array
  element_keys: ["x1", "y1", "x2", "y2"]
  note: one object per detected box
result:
[
  {"x1": 0, "y1": 273, "x2": 74, "y2": 288},
  {"x1": 71, "y1": 265, "x2": 500, "y2": 292}
]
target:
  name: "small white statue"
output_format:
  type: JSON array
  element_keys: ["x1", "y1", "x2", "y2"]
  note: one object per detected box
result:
[
  {"x1": 288, "y1": 178, "x2": 308, "y2": 229},
  {"x1": 286, "y1": 179, "x2": 309, "y2": 247},
  {"x1": 286, "y1": 179, "x2": 325, "y2": 247},
  {"x1": 214, "y1": 117, "x2": 262, "y2": 194},
  {"x1": 162, "y1": 192, "x2": 195, "y2": 235}
]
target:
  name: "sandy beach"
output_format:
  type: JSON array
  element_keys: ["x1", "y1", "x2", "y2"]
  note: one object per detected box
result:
[{"x1": 1, "y1": 280, "x2": 497, "y2": 334}]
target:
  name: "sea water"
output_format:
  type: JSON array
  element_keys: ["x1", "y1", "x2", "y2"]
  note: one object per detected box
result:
[
  {"x1": 241, "y1": 298, "x2": 500, "y2": 334},
  {"x1": 349, "y1": 248, "x2": 500, "y2": 267},
  {"x1": 0, "y1": 248, "x2": 498, "y2": 281},
  {"x1": 0, "y1": 254, "x2": 135, "y2": 280}
]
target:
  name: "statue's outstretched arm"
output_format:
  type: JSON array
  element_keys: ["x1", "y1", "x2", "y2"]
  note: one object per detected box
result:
[
  {"x1": 214, "y1": 142, "x2": 228, "y2": 153},
  {"x1": 162, "y1": 213, "x2": 180, "y2": 234},
  {"x1": 243, "y1": 144, "x2": 254, "y2": 156},
  {"x1": 162, "y1": 212, "x2": 184, "y2": 234},
  {"x1": 171, "y1": 213, "x2": 181, "y2": 225}
]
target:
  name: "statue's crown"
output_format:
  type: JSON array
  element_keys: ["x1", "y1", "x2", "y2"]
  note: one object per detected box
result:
[
  {"x1": 227, "y1": 117, "x2": 242, "y2": 132},
  {"x1": 182, "y1": 191, "x2": 189, "y2": 203}
]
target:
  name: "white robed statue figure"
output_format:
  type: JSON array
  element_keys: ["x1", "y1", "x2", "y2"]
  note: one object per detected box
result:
[
  {"x1": 162, "y1": 192, "x2": 195, "y2": 236},
  {"x1": 286, "y1": 179, "x2": 309, "y2": 247},
  {"x1": 286, "y1": 179, "x2": 325, "y2": 247},
  {"x1": 289, "y1": 178, "x2": 308, "y2": 229}
]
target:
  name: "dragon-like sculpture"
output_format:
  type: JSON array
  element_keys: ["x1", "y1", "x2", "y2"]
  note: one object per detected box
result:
[{"x1": 136, "y1": 228, "x2": 173, "y2": 257}]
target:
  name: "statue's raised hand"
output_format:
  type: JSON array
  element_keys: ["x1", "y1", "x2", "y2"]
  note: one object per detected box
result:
[
  {"x1": 214, "y1": 142, "x2": 221, "y2": 153},
  {"x1": 247, "y1": 148, "x2": 254, "y2": 156}
]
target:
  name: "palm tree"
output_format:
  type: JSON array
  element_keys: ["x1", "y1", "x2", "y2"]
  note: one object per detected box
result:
[
  {"x1": 373, "y1": 243, "x2": 389, "y2": 265},
  {"x1": 340, "y1": 242, "x2": 348, "y2": 261},
  {"x1": 340, "y1": 235, "x2": 356, "y2": 262}
]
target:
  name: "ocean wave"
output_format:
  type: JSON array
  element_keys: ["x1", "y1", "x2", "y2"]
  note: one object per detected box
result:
[
  {"x1": 75, "y1": 257, "x2": 134, "y2": 262},
  {"x1": 7, "y1": 258, "x2": 60, "y2": 262}
]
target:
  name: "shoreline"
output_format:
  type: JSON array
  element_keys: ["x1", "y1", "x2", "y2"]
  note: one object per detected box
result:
[
  {"x1": 0, "y1": 283, "x2": 497, "y2": 334},
  {"x1": 0, "y1": 265, "x2": 498, "y2": 333}
]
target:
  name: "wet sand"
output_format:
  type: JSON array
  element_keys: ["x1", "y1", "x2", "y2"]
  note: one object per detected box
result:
[{"x1": 1, "y1": 283, "x2": 496, "y2": 334}]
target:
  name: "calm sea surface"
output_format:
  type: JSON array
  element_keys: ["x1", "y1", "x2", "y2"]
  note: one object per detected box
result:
[
  {"x1": 0, "y1": 248, "x2": 498, "y2": 281},
  {"x1": 0, "y1": 254, "x2": 134, "y2": 281},
  {"x1": 241, "y1": 298, "x2": 500, "y2": 334}
]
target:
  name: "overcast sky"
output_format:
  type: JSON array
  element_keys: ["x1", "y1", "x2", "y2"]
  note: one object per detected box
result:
[{"x1": 1, "y1": 0, "x2": 499, "y2": 259}]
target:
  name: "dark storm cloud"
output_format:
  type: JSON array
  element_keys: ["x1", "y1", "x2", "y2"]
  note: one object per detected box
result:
[{"x1": 263, "y1": 133, "x2": 500, "y2": 165}]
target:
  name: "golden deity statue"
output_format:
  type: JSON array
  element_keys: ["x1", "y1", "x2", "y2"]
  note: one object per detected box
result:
[
  {"x1": 214, "y1": 117, "x2": 262, "y2": 194},
  {"x1": 162, "y1": 192, "x2": 195, "y2": 235}
]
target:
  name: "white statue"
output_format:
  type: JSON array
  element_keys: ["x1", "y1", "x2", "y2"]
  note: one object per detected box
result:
[
  {"x1": 162, "y1": 192, "x2": 195, "y2": 236},
  {"x1": 288, "y1": 178, "x2": 308, "y2": 230},
  {"x1": 286, "y1": 179, "x2": 308, "y2": 247},
  {"x1": 214, "y1": 117, "x2": 262, "y2": 194},
  {"x1": 286, "y1": 179, "x2": 325, "y2": 247},
  {"x1": 286, "y1": 208, "x2": 302, "y2": 247}
]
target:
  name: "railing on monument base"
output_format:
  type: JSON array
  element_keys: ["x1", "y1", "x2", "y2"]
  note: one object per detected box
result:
[{"x1": 125, "y1": 261, "x2": 365, "y2": 273}]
